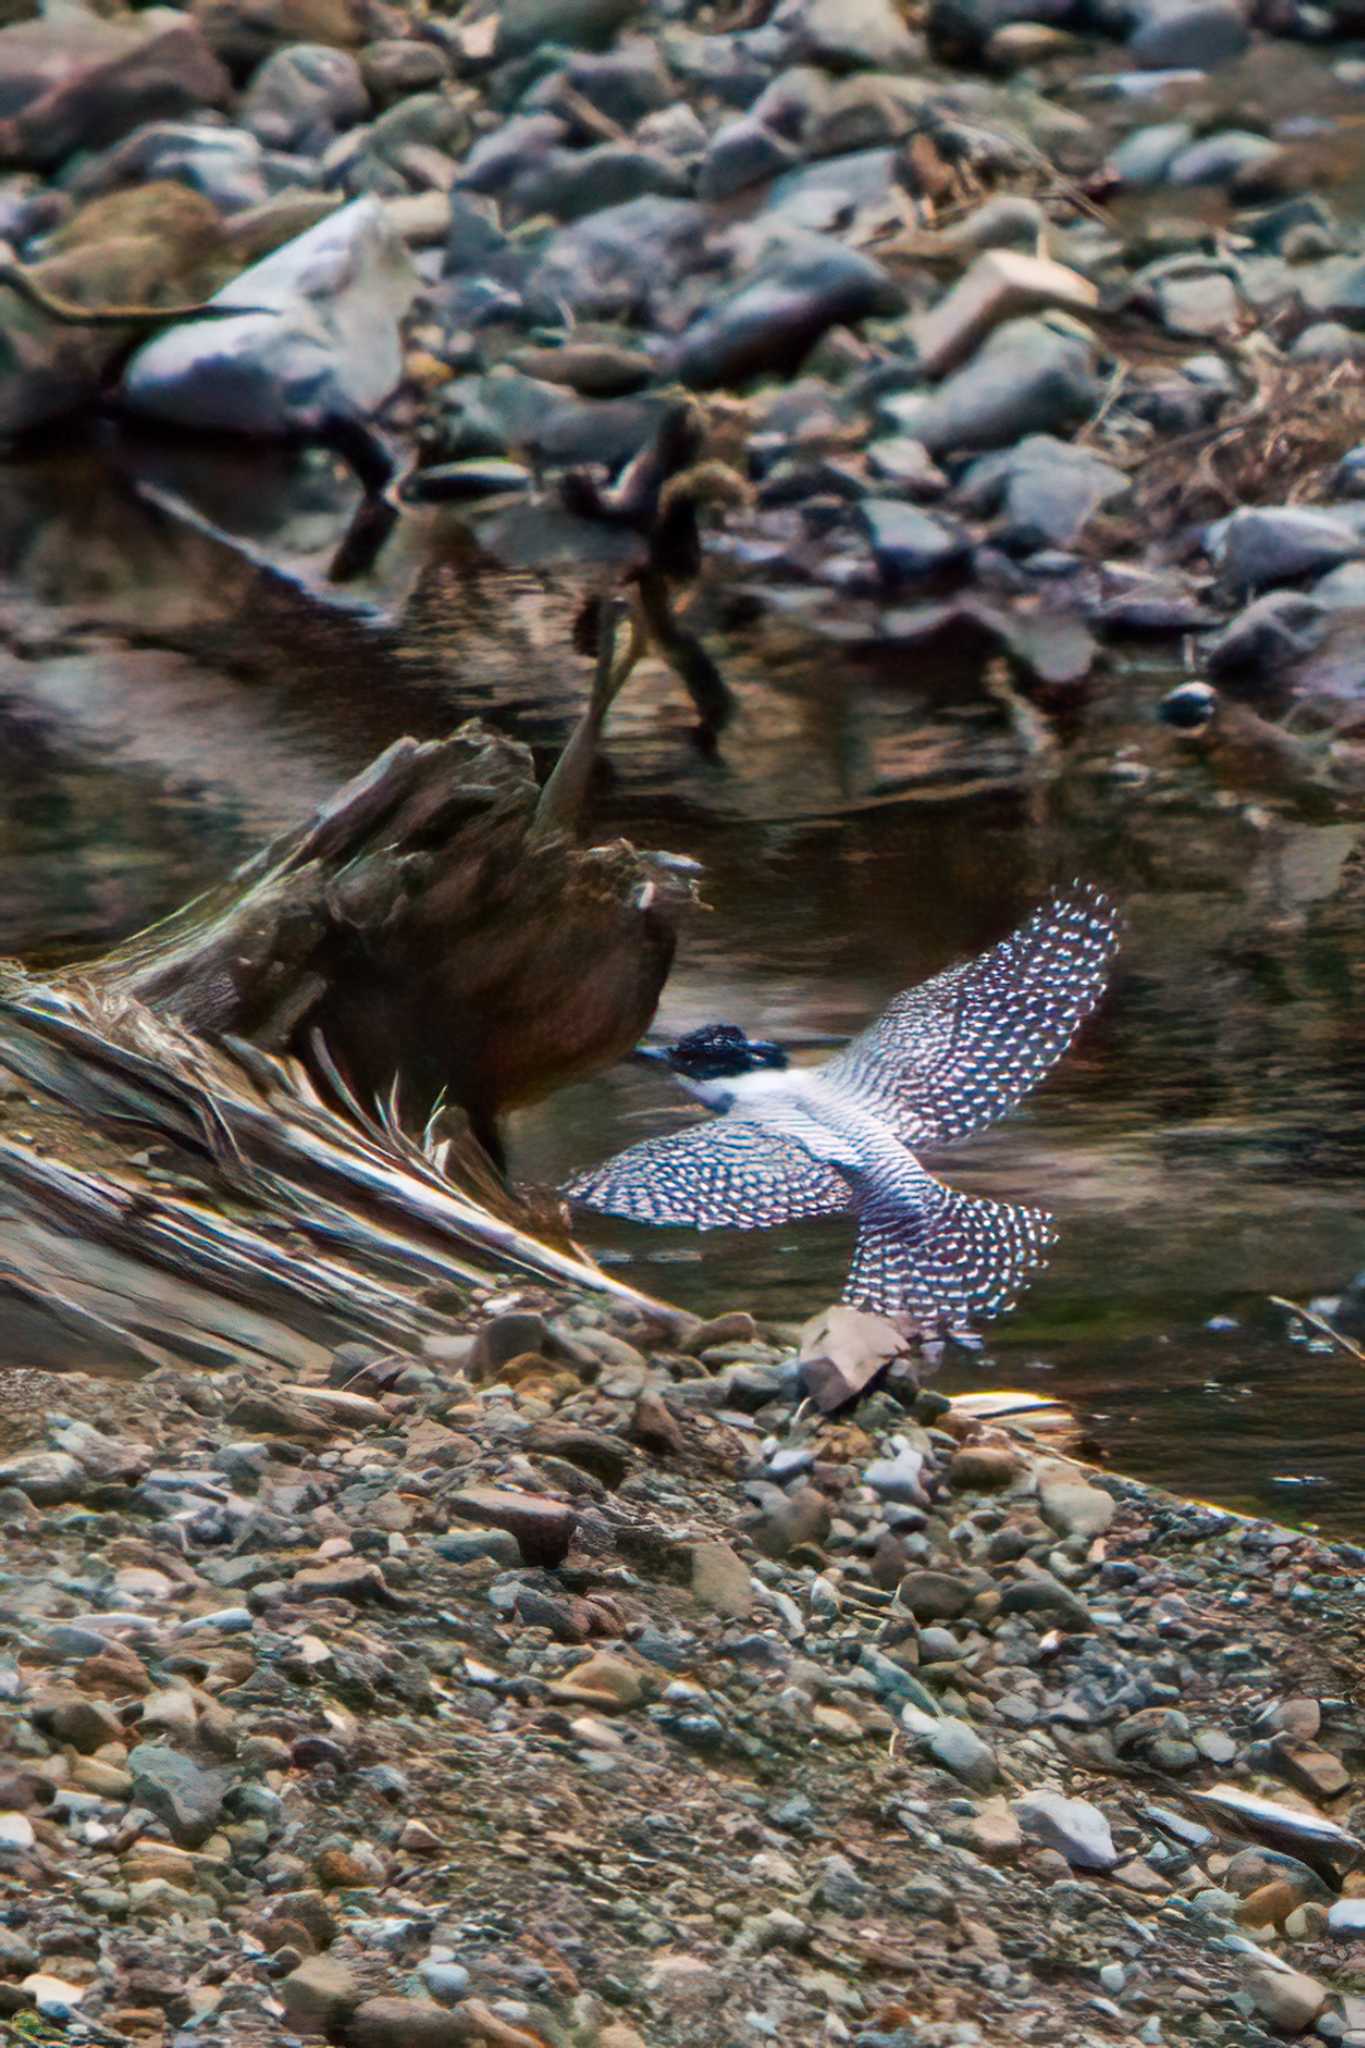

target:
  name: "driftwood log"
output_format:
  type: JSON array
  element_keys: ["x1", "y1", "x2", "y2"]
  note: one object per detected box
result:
[
  {"x1": 0, "y1": 629, "x2": 701, "y2": 1374},
  {"x1": 83, "y1": 707, "x2": 696, "y2": 1155}
]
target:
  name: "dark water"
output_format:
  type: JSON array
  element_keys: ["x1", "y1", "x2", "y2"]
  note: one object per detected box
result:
[{"x1": 3, "y1": 438, "x2": 1365, "y2": 1531}]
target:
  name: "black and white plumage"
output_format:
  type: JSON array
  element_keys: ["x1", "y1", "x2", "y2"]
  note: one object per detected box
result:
[{"x1": 563, "y1": 885, "x2": 1119, "y2": 1322}]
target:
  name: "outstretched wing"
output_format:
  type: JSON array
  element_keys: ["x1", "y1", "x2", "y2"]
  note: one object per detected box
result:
[
  {"x1": 820, "y1": 884, "x2": 1119, "y2": 1149},
  {"x1": 846, "y1": 1189, "x2": 1057, "y2": 1322},
  {"x1": 564, "y1": 1118, "x2": 853, "y2": 1230}
]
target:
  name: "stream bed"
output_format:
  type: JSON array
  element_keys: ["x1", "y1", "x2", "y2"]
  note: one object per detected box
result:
[{"x1": 2, "y1": 438, "x2": 1364, "y2": 1530}]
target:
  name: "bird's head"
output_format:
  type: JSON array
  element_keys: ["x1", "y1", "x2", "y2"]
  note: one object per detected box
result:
[{"x1": 635, "y1": 1024, "x2": 788, "y2": 1103}]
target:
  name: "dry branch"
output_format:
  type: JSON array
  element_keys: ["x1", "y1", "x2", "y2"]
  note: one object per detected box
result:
[{"x1": 0, "y1": 667, "x2": 703, "y2": 1372}]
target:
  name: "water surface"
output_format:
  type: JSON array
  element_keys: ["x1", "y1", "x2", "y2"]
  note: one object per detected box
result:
[{"x1": 2, "y1": 439, "x2": 1363, "y2": 1530}]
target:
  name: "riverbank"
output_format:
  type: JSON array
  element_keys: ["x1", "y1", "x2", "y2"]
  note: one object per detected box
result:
[
  {"x1": 10, "y1": 0, "x2": 1365, "y2": 732},
  {"x1": 3, "y1": 1286, "x2": 1364, "y2": 2047}
]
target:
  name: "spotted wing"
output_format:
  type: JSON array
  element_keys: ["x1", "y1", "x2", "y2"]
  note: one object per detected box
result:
[
  {"x1": 820, "y1": 884, "x2": 1119, "y2": 1149},
  {"x1": 564, "y1": 1118, "x2": 853, "y2": 1230},
  {"x1": 846, "y1": 1189, "x2": 1057, "y2": 1322}
]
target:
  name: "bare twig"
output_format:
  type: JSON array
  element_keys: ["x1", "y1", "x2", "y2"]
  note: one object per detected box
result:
[{"x1": 1271, "y1": 1295, "x2": 1365, "y2": 1367}]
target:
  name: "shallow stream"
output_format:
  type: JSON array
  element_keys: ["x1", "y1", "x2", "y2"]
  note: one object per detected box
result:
[{"x1": 3, "y1": 438, "x2": 1364, "y2": 1530}]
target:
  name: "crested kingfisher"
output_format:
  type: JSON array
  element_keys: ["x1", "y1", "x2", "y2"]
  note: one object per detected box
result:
[{"x1": 564, "y1": 884, "x2": 1119, "y2": 1323}]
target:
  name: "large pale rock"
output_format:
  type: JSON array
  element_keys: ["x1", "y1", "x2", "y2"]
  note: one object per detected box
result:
[
  {"x1": 1246, "y1": 1964, "x2": 1328, "y2": 2035},
  {"x1": 1014, "y1": 1790, "x2": 1118, "y2": 1870},
  {"x1": 121, "y1": 196, "x2": 418, "y2": 438},
  {"x1": 911, "y1": 250, "x2": 1097, "y2": 380}
]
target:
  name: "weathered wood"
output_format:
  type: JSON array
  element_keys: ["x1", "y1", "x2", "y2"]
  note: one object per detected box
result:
[
  {"x1": 0, "y1": 643, "x2": 702, "y2": 1373},
  {"x1": 82, "y1": 711, "x2": 696, "y2": 1144}
]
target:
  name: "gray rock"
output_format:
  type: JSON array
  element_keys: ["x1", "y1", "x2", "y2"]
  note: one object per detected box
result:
[
  {"x1": 1113, "y1": 120, "x2": 1193, "y2": 186},
  {"x1": 1313, "y1": 561, "x2": 1365, "y2": 605},
  {"x1": 527, "y1": 141, "x2": 691, "y2": 222},
  {"x1": 699, "y1": 117, "x2": 802, "y2": 201},
  {"x1": 660, "y1": 25, "x2": 772, "y2": 107},
  {"x1": 636, "y1": 102, "x2": 708, "y2": 162},
  {"x1": 528, "y1": 40, "x2": 674, "y2": 128},
  {"x1": 816, "y1": 1852, "x2": 870, "y2": 1912},
  {"x1": 1329, "y1": 1900, "x2": 1365, "y2": 1937},
  {"x1": 865, "y1": 1439, "x2": 928, "y2": 1501},
  {"x1": 1168, "y1": 130, "x2": 1281, "y2": 186},
  {"x1": 241, "y1": 43, "x2": 368, "y2": 151},
  {"x1": 897, "y1": 1570, "x2": 974, "y2": 1620},
  {"x1": 957, "y1": 435, "x2": 1128, "y2": 550},
  {"x1": 1209, "y1": 506, "x2": 1362, "y2": 591},
  {"x1": 1150, "y1": 268, "x2": 1241, "y2": 338},
  {"x1": 445, "y1": 191, "x2": 506, "y2": 273},
  {"x1": 418, "y1": 1961, "x2": 472, "y2": 2003},
  {"x1": 1128, "y1": 0, "x2": 1249, "y2": 69},
  {"x1": 867, "y1": 435, "x2": 947, "y2": 495},
  {"x1": 51, "y1": 1419, "x2": 148, "y2": 1482},
  {"x1": 457, "y1": 112, "x2": 568, "y2": 202},
  {"x1": 0, "y1": 15, "x2": 230, "y2": 171},
  {"x1": 433, "y1": 1528, "x2": 522, "y2": 1564},
  {"x1": 940, "y1": 194, "x2": 1048, "y2": 256},
  {"x1": 68, "y1": 118, "x2": 270, "y2": 213},
  {"x1": 861, "y1": 500, "x2": 968, "y2": 583},
  {"x1": 1205, "y1": 592, "x2": 1326, "y2": 675},
  {"x1": 122, "y1": 195, "x2": 418, "y2": 440},
  {"x1": 926, "y1": 1716, "x2": 998, "y2": 1790},
  {"x1": 1014, "y1": 1790, "x2": 1118, "y2": 1871},
  {"x1": 281, "y1": 1956, "x2": 361, "y2": 2036},
  {"x1": 882, "y1": 317, "x2": 1097, "y2": 456},
  {"x1": 672, "y1": 232, "x2": 898, "y2": 388},
  {"x1": 528, "y1": 195, "x2": 706, "y2": 319},
  {"x1": 1302, "y1": 255, "x2": 1365, "y2": 328},
  {"x1": 0, "y1": 1450, "x2": 83, "y2": 1504},
  {"x1": 129, "y1": 1744, "x2": 233, "y2": 1848},
  {"x1": 362, "y1": 88, "x2": 467, "y2": 181},
  {"x1": 1291, "y1": 321, "x2": 1365, "y2": 364},
  {"x1": 763, "y1": 146, "x2": 900, "y2": 233}
]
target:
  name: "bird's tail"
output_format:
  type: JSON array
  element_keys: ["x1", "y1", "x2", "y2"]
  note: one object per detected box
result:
[{"x1": 845, "y1": 1189, "x2": 1057, "y2": 1324}]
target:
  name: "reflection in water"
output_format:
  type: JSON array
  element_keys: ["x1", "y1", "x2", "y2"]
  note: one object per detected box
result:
[{"x1": 1, "y1": 440, "x2": 1364, "y2": 1526}]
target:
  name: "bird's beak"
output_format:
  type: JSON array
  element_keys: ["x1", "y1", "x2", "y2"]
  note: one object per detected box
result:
[{"x1": 631, "y1": 1043, "x2": 671, "y2": 1066}]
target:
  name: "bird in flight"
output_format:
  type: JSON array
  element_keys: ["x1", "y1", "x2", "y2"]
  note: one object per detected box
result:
[{"x1": 564, "y1": 884, "x2": 1119, "y2": 1324}]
